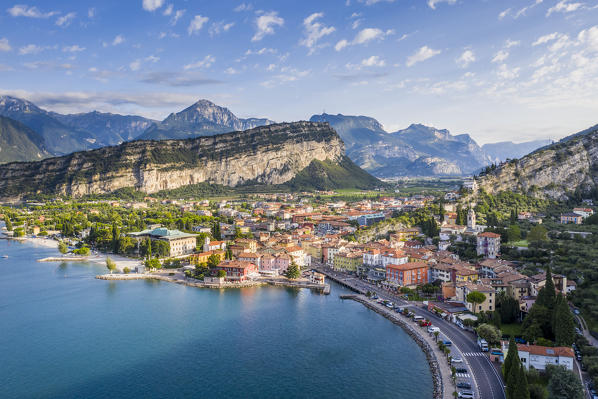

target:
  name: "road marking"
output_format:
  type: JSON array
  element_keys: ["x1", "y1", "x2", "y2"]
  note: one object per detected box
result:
[
  {"x1": 463, "y1": 352, "x2": 486, "y2": 357},
  {"x1": 456, "y1": 373, "x2": 470, "y2": 378}
]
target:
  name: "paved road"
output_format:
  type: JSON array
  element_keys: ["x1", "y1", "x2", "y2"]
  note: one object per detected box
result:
[{"x1": 315, "y1": 264, "x2": 505, "y2": 399}]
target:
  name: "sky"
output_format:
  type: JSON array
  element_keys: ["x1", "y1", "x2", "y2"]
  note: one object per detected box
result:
[{"x1": 1, "y1": 0, "x2": 598, "y2": 144}]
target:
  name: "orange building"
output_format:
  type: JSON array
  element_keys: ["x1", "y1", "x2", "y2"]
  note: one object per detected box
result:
[{"x1": 385, "y1": 262, "x2": 429, "y2": 288}]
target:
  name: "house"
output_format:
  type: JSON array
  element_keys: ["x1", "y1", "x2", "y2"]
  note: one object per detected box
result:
[
  {"x1": 456, "y1": 283, "x2": 495, "y2": 313},
  {"x1": 500, "y1": 341, "x2": 574, "y2": 371},
  {"x1": 385, "y1": 262, "x2": 429, "y2": 288},
  {"x1": 310, "y1": 271, "x2": 325, "y2": 284},
  {"x1": 573, "y1": 208, "x2": 594, "y2": 219},
  {"x1": 356, "y1": 212, "x2": 385, "y2": 226},
  {"x1": 381, "y1": 250, "x2": 409, "y2": 268},
  {"x1": 566, "y1": 280, "x2": 577, "y2": 293},
  {"x1": 216, "y1": 260, "x2": 259, "y2": 281},
  {"x1": 188, "y1": 250, "x2": 226, "y2": 264},
  {"x1": 129, "y1": 227, "x2": 197, "y2": 257},
  {"x1": 390, "y1": 228, "x2": 421, "y2": 242},
  {"x1": 560, "y1": 212, "x2": 583, "y2": 224},
  {"x1": 203, "y1": 237, "x2": 227, "y2": 252},
  {"x1": 238, "y1": 253, "x2": 262, "y2": 268},
  {"x1": 477, "y1": 232, "x2": 501, "y2": 259}
]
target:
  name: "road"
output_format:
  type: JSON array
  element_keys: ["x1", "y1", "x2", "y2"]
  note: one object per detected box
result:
[{"x1": 314, "y1": 264, "x2": 506, "y2": 399}]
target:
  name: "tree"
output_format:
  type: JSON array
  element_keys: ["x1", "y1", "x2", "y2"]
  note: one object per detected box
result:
[
  {"x1": 503, "y1": 336, "x2": 519, "y2": 383},
  {"x1": 286, "y1": 263, "x2": 301, "y2": 279},
  {"x1": 207, "y1": 254, "x2": 221, "y2": 269},
  {"x1": 4, "y1": 216, "x2": 12, "y2": 231},
  {"x1": 74, "y1": 246, "x2": 90, "y2": 256},
  {"x1": 554, "y1": 294, "x2": 576, "y2": 346},
  {"x1": 513, "y1": 363, "x2": 530, "y2": 399},
  {"x1": 106, "y1": 257, "x2": 117, "y2": 274},
  {"x1": 217, "y1": 269, "x2": 226, "y2": 278},
  {"x1": 146, "y1": 238, "x2": 152, "y2": 259},
  {"x1": 118, "y1": 236, "x2": 135, "y2": 254},
  {"x1": 123, "y1": 266, "x2": 131, "y2": 274},
  {"x1": 58, "y1": 241, "x2": 68, "y2": 254},
  {"x1": 477, "y1": 323, "x2": 501, "y2": 345},
  {"x1": 497, "y1": 292, "x2": 520, "y2": 324},
  {"x1": 536, "y1": 266, "x2": 556, "y2": 311},
  {"x1": 528, "y1": 225, "x2": 548, "y2": 242},
  {"x1": 507, "y1": 224, "x2": 522, "y2": 242},
  {"x1": 211, "y1": 222, "x2": 221, "y2": 240},
  {"x1": 145, "y1": 258, "x2": 161, "y2": 270},
  {"x1": 546, "y1": 365, "x2": 584, "y2": 399},
  {"x1": 467, "y1": 291, "x2": 487, "y2": 313}
]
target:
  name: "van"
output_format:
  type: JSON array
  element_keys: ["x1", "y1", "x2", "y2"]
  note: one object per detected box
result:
[
  {"x1": 428, "y1": 326, "x2": 440, "y2": 334},
  {"x1": 413, "y1": 315, "x2": 424, "y2": 322}
]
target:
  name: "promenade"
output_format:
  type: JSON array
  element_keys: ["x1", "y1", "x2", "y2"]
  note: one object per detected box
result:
[{"x1": 314, "y1": 263, "x2": 506, "y2": 399}]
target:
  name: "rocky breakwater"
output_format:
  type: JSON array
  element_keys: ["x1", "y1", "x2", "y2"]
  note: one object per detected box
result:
[{"x1": 0, "y1": 121, "x2": 344, "y2": 199}]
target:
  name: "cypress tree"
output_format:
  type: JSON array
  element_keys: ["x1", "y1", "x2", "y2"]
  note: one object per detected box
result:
[
  {"x1": 513, "y1": 363, "x2": 530, "y2": 399},
  {"x1": 536, "y1": 265, "x2": 556, "y2": 311},
  {"x1": 503, "y1": 336, "x2": 518, "y2": 385},
  {"x1": 554, "y1": 294, "x2": 576, "y2": 346},
  {"x1": 5, "y1": 216, "x2": 12, "y2": 231},
  {"x1": 147, "y1": 238, "x2": 152, "y2": 259}
]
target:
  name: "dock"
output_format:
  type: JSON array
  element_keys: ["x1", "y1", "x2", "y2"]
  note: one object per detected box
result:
[{"x1": 38, "y1": 256, "x2": 89, "y2": 262}]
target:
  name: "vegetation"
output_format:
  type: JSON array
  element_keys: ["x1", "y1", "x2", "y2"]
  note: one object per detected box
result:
[
  {"x1": 106, "y1": 257, "x2": 117, "y2": 274},
  {"x1": 546, "y1": 365, "x2": 584, "y2": 399},
  {"x1": 503, "y1": 336, "x2": 530, "y2": 399},
  {"x1": 477, "y1": 323, "x2": 501, "y2": 345},
  {"x1": 58, "y1": 241, "x2": 68, "y2": 254},
  {"x1": 73, "y1": 246, "x2": 90, "y2": 256},
  {"x1": 286, "y1": 263, "x2": 301, "y2": 279},
  {"x1": 466, "y1": 291, "x2": 487, "y2": 313}
]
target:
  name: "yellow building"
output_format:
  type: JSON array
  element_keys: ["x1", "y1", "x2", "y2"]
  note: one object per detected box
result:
[
  {"x1": 455, "y1": 267, "x2": 479, "y2": 283},
  {"x1": 333, "y1": 251, "x2": 363, "y2": 272}
]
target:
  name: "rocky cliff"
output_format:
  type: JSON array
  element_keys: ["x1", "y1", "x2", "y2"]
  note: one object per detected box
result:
[
  {"x1": 477, "y1": 126, "x2": 598, "y2": 200},
  {"x1": 0, "y1": 122, "x2": 362, "y2": 199}
]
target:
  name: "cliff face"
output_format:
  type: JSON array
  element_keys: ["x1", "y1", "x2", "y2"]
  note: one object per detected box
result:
[
  {"x1": 0, "y1": 122, "x2": 345, "y2": 198},
  {"x1": 478, "y1": 128, "x2": 598, "y2": 200}
]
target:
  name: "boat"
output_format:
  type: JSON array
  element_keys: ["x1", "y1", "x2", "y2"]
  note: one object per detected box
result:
[{"x1": 2, "y1": 255, "x2": 8, "y2": 258}]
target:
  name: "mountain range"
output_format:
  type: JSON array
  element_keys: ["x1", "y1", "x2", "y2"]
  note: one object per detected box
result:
[
  {"x1": 478, "y1": 125, "x2": 598, "y2": 200},
  {"x1": 0, "y1": 122, "x2": 382, "y2": 200},
  {"x1": 0, "y1": 95, "x2": 554, "y2": 177}
]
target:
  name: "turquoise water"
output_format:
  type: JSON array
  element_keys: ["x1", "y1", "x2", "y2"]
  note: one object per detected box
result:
[{"x1": 0, "y1": 239, "x2": 433, "y2": 398}]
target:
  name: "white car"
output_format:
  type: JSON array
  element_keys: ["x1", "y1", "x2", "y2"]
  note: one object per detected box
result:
[
  {"x1": 451, "y1": 356, "x2": 463, "y2": 363},
  {"x1": 458, "y1": 391, "x2": 475, "y2": 399}
]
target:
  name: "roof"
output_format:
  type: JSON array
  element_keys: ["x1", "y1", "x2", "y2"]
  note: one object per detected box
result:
[
  {"x1": 129, "y1": 227, "x2": 197, "y2": 240},
  {"x1": 512, "y1": 343, "x2": 574, "y2": 358},
  {"x1": 386, "y1": 262, "x2": 429, "y2": 271},
  {"x1": 219, "y1": 260, "x2": 256, "y2": 269},
  {"x1": 561, "y1": 212, "x2": 582, "y2": 217},
  {"x1": 479, "y1": 232, "x2": 501, "y2": 238}
]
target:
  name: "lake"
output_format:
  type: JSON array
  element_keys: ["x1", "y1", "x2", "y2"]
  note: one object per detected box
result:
[{"x1": 0, "y1": 239, "x2": 433, "y2": 398}]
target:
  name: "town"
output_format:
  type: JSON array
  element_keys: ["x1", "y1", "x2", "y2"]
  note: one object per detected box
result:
[{"x1": 2, "y1": 181, "x2": 598, "y2": 399}]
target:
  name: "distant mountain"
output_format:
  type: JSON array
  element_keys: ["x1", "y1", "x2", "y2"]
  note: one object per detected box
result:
[
  {"x1": 0, "y1": 115, "x2": 51, "y2": 163},
  {"x1": 482, "y1": 139, "x2": 553, "y2": 163},
  {"x1": 0, "y1": 122, "x2": 383, "y2": 199},
  {"x1": 310, "y1": 113, "x2": 492, "y2": 177},
  {"x1": 51, "y1": 111, "x2": 155, "y2": 146},
  {"x1": 138, "y1": 99, "x2": 276, "y2": 141},
  {"x1": 0, "y1": 96, "x2": 97, "y2": 155},
  {"x1": 478, "y1": 124, "x2": 598, "y2": 200}
]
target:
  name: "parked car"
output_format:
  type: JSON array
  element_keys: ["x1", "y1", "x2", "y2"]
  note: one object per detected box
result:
[
  {"x1": 443, "y1": 340, "x2": 452, "y2": 346},
  {"x1": 456, "y1": 382, "x2": 471, "y2": 389},
  {"x1": 455, "y1": 368, "x2": 468, "y2": 374},
  {"x1": 451, "y1": 356, "x2": 464, "y2": 364},
  {"x1": 419, "y1": 320, "x2": 432, "y2": 327},
  {"x1": 428, "y1": 326, "x2": 440, "y2": 334},
  {"x1": 458, "y1": 390, "x2": 475, "y2": 398}
]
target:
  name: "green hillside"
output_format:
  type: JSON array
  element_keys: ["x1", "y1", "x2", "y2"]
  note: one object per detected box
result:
[{"x1": 0, "y1": 116, "x2": 51, "y2": 163}]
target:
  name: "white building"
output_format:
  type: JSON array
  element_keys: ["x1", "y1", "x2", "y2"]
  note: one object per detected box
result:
[
  {"x1": 477, "y1": 232, "x2": 501, "y2": 259},
  {"x1": 500, "y1": 341, "x2": 574, "y2": 371}
]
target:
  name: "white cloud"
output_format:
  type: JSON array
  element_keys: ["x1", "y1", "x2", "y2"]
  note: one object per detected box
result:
[
  {"x1": 335, "y1": 27, "x2": 393, "y2": 51},
  {"x1": 359, "y1": 0, "x2": 396, "y2": 5},
  {"x1": 224, "y1": 67, "x2": 239, "y2": 74},
  {"x1": 252, "y1": 11, "x2": 284, "y2": 42},
  {"x1": 19, "y1": 44, "x2": 43, "y2": 55},
  {"x1": 7, "y1": 4, "x2": 57, "y2": 18},
  {"x1": 578, "y1": 26, "x2": 598, "y2": 52},
  {"x1": 498, "y1": 8, "x2": 512, "y2": 19},
  {"x1": 300, "y1": 12, "x2": 335, "y2": 54},
  {"x1": 361, "y1": 55, "x2": 386, "y2": 67},
  {"x1": 532, "y1": 32, "x2": 559, "y2": 46},
  {"x1": 142, "y1": 0, "x2": 164, "y2": 12},
  {"x1": 183, "y1": 55, "x2": 215, "y2": 70},
  {"x1": 0, "y1": 38, "x2": 11, "y2": 52},
  {"x1": 209, "y1": 21, "x2": 235, "y2": 37},
  {"x1": 145, "y1": 55, "x2": 160, "y2": 63},
  {"x1": 335, "y1": 39, "x2": 349, "y2": 51},
  {"x1": 112, "y1": 35, "x2": 125, "y2": 46},
  {"x1": 130, "y1": 60, "x2": 141, "y2": 71},
  {"x1": 188, "y1": 15, "x2": 209, "y2": 35},
  {"x1": 56, "y1": 12, "x2": 76, "y2": 27},
  {"x1": 505, "y1": 39, "x2": 520, "y2": 48},
  {"x1": 63, "y1": 45, "x2": 85, "y2": 52},
  {"x1": 492, "y1": 50, "x2": 509, "y2": 63},
  {"x1": 88, "y1": 8, "x2": 96, "y2": 18},
  {"x1": 171, "y1": 9, "x2": 185, "y2": 25},
  {"x1": 496, "y1": 64, "x2": 520, "y2": 79},
  {"x1": 163, "y1": 4, "x2": 173, "y2": 16},
  {"x1": 261, "y1": 67, "x2": 310, "y2": 88},
  {"x1": 456, "y1": 49, "x2": 475, "y2": 68},
  {"x1": 427, "y1": 0, "x2": 457, "y2": 10},
  {"x1": 546, "y1": 0, "x2": 583, "y2": 16},
  {"x1": 234, "y1": 3, "x2": 253, "y2": 12},
  {"x1": 406, "y1": 46, "x2": 441, "y2": 67}
]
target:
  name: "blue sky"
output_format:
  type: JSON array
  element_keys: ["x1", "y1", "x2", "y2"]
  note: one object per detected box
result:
[{"x1": 1, "y1": 0, "x2": 598, "y2": 143}]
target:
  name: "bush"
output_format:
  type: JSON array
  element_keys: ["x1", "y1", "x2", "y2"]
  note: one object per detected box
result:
[
  {"x1": 123, "y1": 266, "x2": 130, "y2": 274},
  {"x1": 74, "y1": 246, "x2": 90, "y2": 256}
]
